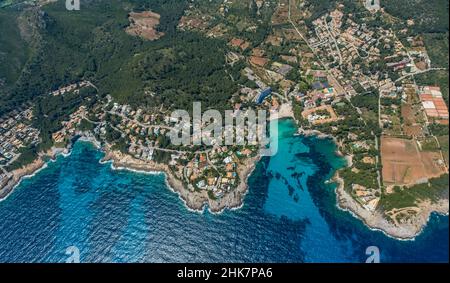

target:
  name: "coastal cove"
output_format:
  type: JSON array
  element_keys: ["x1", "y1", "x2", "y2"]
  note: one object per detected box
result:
[{"x1": 0, "y1": 119, "x2": 448, "y2": 262}]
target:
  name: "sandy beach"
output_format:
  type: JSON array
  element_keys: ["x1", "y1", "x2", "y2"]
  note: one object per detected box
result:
[{"x1": 270, "y1": 103, "x2": 294, "y2": 121}]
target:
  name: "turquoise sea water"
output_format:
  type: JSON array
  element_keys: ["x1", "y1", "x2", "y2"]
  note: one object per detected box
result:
[{"x1": 0, "y1": 119, "x2": 448, "y2": 262}]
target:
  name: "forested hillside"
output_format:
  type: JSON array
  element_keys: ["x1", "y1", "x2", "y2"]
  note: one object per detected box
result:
[
  {"x1": 382, "y1": 0, "x2": 449, "y2": 34},
  {"x1": 0, "y1": 9, "x2": 30, "y2": 92},
  {"x1": 0, "y1": 0, "x2": 243, "y2": 115}
]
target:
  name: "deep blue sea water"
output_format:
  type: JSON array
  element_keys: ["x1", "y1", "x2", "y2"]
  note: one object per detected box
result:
[{"x1": 0, "y1": 119, "x2": 448, "y2": 262}]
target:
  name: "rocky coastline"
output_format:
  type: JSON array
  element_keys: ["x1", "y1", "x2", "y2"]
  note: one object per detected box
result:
[
  {"x1": 333, "y1": 168, "x2": 449, "y2": 240},
  {"x1": 298, "y1": 125, "x2": 448, "y2": 240},
  {"x1": 0, "y1": 132, "x2": 261, "y2": 214},
  {"x1": 0, "y1": 146, "x2": 70, "y2": 201},
  {"x1": 101, "y1": 148, "x2": 261, "y2": 213},
  {"x1": 1, "y1": 125, "x2": 448, "y2": 239}
]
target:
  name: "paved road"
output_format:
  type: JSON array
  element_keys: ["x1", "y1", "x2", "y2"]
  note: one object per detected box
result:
[
  {"x1": 287, "y1": 0, "x2": 383, "y2": 190},
  {"x1": 107, "y1": 111, "x2": 175, "y2": 131}
]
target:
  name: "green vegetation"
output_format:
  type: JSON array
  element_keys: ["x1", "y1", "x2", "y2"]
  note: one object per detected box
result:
[
  {"x1": 194, "y1": 0, "x2": 274, "y2": 46},
  {"x1": 111, "y1": 137, "x2": 130, "y2": 153},
  {"x1": 5, "y1": 144, "x2": 38, "y2": 171},
  {"x1": 380, "y1": 97, "x2": 401, "y2": 107},
  {"x1": 315, "y1": 109, "x2": 330, "y2": 117},
  {"x1": 415, "y1": 70, "x2": 449, "y2": 106},
  {"x1": 379, "y1": 174, "x2": 449, "y2": 211},
  {"x1": 304, "y1": 0, "x2": 366, "y2": 27},
  {"x1": 416, "y1": 33, "x2": 449, "y2": 107},
  {"x1": 121, "y1": 32, "x2": 240, "y2": 111},
  {"x1": 292, "y1": 100, "x2": 308, "y2": 127},
  {"x1": 315, "y1": 101, "x2": 375, "y2": 143},
  {"x1": 423, "y1": 33, "x2": 449, "y2": 69},
  {"x1": 77, "y1": 119, "x2": 95, "y2": 132},
  {"x1": 438, "y1": 135, "x2": 449, "y2": 166},
  {"x1": 104, "y1": 125, "x2": 122, "y2": 143},
  {"x1": 208, "y1": 190, "x2": 217, "y2": 200},
  {"x1": 350, "y1": 91, "x2": 379, "y2": 112},
  {"x1": 0, "y1": 9, "x2": 30, "y2": 91},
  {"x1": 33, "y1": 86, "x2": 98, "y2": 150},
  {"x1": 382, "y1": 0, "x2": 449, "y2": 34},
  {"x1": 349, "y1": 92, "x2": 381, "y2": 135},
  {"x1": 132, "y1": 0, "x2": 187, "y2": 34},
  {"x1": 153, "y1": 150, "x2": 171, "y2": 164},
  {"x1": 0, "y1": 0, "x2": 244, "y2": 117},
  {"x1": 340, "y1": 166, "x2": 378, "y2": 191},
  {"x1": 303, "y1": 0, "x2": 337, "y2": 25},
  {"x1": 429, "y1": 123, "x2": 449, "y2": 136},
  {"x1": 420, "y1": 138, "x2": 440, "y2": 151},
  {"x1": 0, "y1": 0, "x2": 23, "y2": 8}
]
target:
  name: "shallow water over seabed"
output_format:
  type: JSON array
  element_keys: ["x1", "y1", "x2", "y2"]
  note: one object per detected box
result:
[{"x1": 0, "y1": 119, "x2": 448, "y2": 262}]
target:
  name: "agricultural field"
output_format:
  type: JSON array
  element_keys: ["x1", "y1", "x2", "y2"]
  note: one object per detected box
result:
[
  {"x1": 401, "y1": 103, "x2": 424, "y2": 137},
  {"x1": 381, "y1": 136, "x2": 447, "y2": 187},
  {"x1": 400, "y1": 85, "x2": 427, "y2": 137}
]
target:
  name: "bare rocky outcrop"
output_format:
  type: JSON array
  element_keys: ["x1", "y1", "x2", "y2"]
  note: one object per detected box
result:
[
  {"x1": 102, "y1": 149, "x2": 261, "y2": 213},
  {"x1": 334, "y1": 172, "x2": 449, "y2": 240}
]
